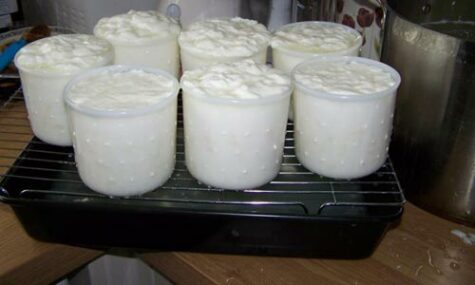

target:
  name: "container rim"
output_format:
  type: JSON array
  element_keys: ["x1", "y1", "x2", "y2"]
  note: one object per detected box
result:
[
  {"x1": 178, "y1": 17, "x2": 270, "y2": 59},
  {"x1": 64, "y1": 65, "x2": 179, "y2": 118},
  {"x1": 181, "y1": 83, "x2": 293, "y2": 106},
  {"x1": 181, "y1": 64, "x2": 293, "y2": 106},
  {"x1": 271, "y1": 21, "x2": 363, "y2": 57},
  {"x1": 291, "y1": 56, "x2": 401, "y2": 101},
  {"x1": 94, "y1": 29, "x2": 180, "y2": 46},
  {"x1": 179, "y1": 38, "x2": 270, "y2": 59},
  {"x1": 14, "y1": 34, "x2": 114, "y2": 77}
]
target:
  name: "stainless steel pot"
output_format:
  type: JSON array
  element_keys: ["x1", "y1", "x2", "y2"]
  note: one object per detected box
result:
[{"x1": 379, "y1": 0, "x2": 475, "y2": 225}]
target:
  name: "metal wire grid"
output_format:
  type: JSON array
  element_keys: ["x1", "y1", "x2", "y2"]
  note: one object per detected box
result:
[{"x1": 0, "y1": 78, "x2": 405, "y2": 217}]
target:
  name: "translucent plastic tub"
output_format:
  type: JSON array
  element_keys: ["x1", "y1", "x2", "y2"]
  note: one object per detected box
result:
[
  {"x1": 64, "y1": 65, "x2": 179, "y2": 196},
  {"x1": 292, "y1": 56, "x2": 401, "y2": 179},
  {"x1": 181, "y1": 60, "x2": 292, "y2": 189},
  {"x1": 14, "y1": 34, "x2": 113, "y2": 146},
  {"x1": 107, "y1": 34, "x2": 180, "y2": 77},
  {"x1": 271, "y1": 21, "x2": 362, "y2": 120},
  {"x1": 93, "y1": 11, "x2": 181, "y2": 78},
  {"x1": 178, "y1": 17, "x2": 270, "y2": 72}
]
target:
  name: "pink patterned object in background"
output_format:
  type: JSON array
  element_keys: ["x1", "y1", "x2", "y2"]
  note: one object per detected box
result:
[{"x1": 337, "y1": 0, "x2": 382, "y2": 59}]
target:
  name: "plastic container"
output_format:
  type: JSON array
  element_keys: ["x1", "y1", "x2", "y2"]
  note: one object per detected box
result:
[
  {"x1": 292, "y1": 56, "x2": 401, "y2": 179},
  {"x1": 271, "y1": 21, "x2": 362, "y2": 120},
  {"x1": 271, "y1": 21, "x2": 362, "y2": 73},
  {"x1": 181, "y1": 61, "x2": 292, "y2": 189},
  {"x1": 93, "y1": 11, "x2": 181, "y2": 78},
  {"x1": 14, "y1": 34, "x2": 113, "y2": 146},
  {"x1": 64, "y1": 65, "x2": 179, "y2": 196},
  {"x1": 178, "y1": 18, "x2": 270, "y2": 72}
]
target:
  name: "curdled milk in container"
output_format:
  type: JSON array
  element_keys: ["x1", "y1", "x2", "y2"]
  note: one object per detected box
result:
[
  {"x1": 271, "y1": 21, "x2": 362, "y2": 120},
  {"x1": 14, "y1": 34, "x2": 113, "y2": 146},
  {"x1": 271, "y1": 21, "x2": 362, "y2": 73},
  {"x1": 181, "y1": 60, "x2": 292, "y2": 189},
  {"x1": 94, "y1": 10, "x2": 181, "y2": 77},
  {"x1": 178, "y1": 17, "x2": 270, "y2": 71},
  {"x1": 64, "y1": 66, "x2": 179, "y2": 196},
  {"x1": 292, "y1": 56, "x2": 400, "y2": 179}
]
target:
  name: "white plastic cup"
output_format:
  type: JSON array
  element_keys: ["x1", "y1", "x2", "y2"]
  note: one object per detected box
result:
[
  {"x1": 178, "y1": 18, "x2": 270, "y2": 72},
  {"x1": 14, "y1": 34, "x2": 113, "y2": 146},
  {"x1": 64, "y1": 65, "x2": 179, "y2": 196},
  {"x1": 292, "y1": 56, "x2": 401, "y2": 179},
  {"x1": 271, "y1": 21, "x2": 363, "y2": 120},
  {"x1": 93, "y1": 11, "x2": 181, "y2": 78},
  {"x1": 107, "y1": 34, "x2": 180, "y2": 77},
  {"x1": 181, "y1": 63, "x2": 292, "y2": 190},
  {"x1": 272, "y1": 21, "x2": 362, "y2": 73}
]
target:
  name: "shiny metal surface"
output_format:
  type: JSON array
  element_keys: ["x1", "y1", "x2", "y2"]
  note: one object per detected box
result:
[
  {"x1": 380, "y1": 0, "x2": 475, "y2": 225},
  {"x1": 240, "y1": 0, "x2": 294, "y2": 31}
]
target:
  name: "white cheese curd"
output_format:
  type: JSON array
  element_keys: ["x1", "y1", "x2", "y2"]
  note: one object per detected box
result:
[
  {"x1": 67, "y1": 70, "x2": 175, "y2": 111},
  {"x1": 178, "y1": 17, "x2": 271, "y2": 71},
  {"x1": 15, "y1": 34, "x2": 113, "y2": 75},
  {"x1": 294, "y1": 60, "x2": 396, "y2": 95},
  {"x1": 94, "y1": 10, "x2": 180, "y2": 43},
  {"x1": 292, "y1": 56, "x2": 400, "y2": 179},
  {"x1": 271, "y1": 21, "x2": 362, "y2": 54},
  {"x1": 14, "y1": 34, "x2": 113, "y2": 146},
  {"x1": 181, "y1": 59, "x2": 290, "y2": 99},
  {"x1": 65, "y1": 66, "x2": 179, "y2": 197},
  {"x1": 181, "y1": 60, "x2": 292, "y2": 190},
  {"x1": 94, "y1": 10, "x2": 181, "y2": 77}
]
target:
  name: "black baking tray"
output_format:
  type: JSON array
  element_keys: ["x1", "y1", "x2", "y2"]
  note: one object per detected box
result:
[{"x1": 0, "y1": 87, "x2": 405, "y2": 259}]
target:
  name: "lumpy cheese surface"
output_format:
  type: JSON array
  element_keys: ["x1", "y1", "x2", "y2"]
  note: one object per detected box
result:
[
  {"x1": 271, "y1": 22, "x2": 362, "y2": 53},
  {"x1": 178, "y1": 17, "x2": 270, "y2": 57},
  {"x1": 15, "y1": 34, "x2": 112, "y2": 74},
  {"x1": 294, "y1": 59, "x2": 396, "y2": 95},
  {"x1": 67, "y1": 69, "x2": 176, "y2": 112},
  {"x1": 181, "y1": 60, "x2": 290, "y2": 100},
  {"x1": 94, "y1": 10, "x2": 180, "y2": 43}
]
